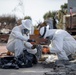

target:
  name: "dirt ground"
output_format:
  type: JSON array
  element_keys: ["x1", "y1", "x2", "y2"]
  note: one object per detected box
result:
[{"x1": 0, "y1": 43, "x2": 8, "y2": 54}]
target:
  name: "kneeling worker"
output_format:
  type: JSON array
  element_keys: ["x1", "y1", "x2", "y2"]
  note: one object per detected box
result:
[
  {"x1": 6, "y1": 19, "x2": 37, "y2": 57},
  {"x1": 39, "y1": 27, "x2": 76, "y2": 62}
]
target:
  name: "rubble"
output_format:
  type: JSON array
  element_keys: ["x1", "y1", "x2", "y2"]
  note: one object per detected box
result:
[
  {"x1": 0, "y1": 43, "x2": 76, "y2": 75},
  {"x1": 43, "y1": 60, "x2": 76, "y2": 75}
]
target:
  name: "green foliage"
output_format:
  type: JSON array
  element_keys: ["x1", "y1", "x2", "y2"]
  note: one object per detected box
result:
[
  {"x1": 43, "y1": 3, "x2": 68, "y2": 29},
  {"x1": 24, "y1": 16, "x2": 32, "y2": 20},
  {"x1": 43, "y1": 11, "x2": 51, "y2": 20},
  {"x1": 57, "y1": 3, "x2": 68, "y2": 29},
  {"x1": 51, "y1": 11, "x2": 57, "y2": 18},
  {"x1": 61, "y1": 3, "x2": 67, "y2": 10},
  {"x1": 43, "y1": 11, "x2": 57, "y2": 20}
]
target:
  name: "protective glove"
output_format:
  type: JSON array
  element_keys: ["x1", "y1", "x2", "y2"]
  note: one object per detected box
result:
[
  {"x1": 31, "y1": 45, "x2": 37, "y2": 49},
  {"x1": 27, "y1": 39, "x2": 36, "y2": 42}
]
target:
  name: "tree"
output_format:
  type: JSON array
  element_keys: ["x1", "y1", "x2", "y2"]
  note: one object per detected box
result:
[
  {"x1": 43, "y1": 11, "x2": 52, "y2": 20},
  {"x1": 51, "y1": 11, "x2": 57, "y2": 18},
  {"x1": 57, "y1": 3, "x2": 68, "y2": 29},
  {"x1": 61, "y1": 3, "x2": 67, "y2": 10},
  {"x1": 43, "y1": 3, "x2": 68, "y2": 29},
  {"x1": 43, "y1": 11, "x2": 57, "y2": 20}
]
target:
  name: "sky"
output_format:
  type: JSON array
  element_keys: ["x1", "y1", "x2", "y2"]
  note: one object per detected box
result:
[{"x1": 0, "y1": 0, "x2": 67, "y2": 25}]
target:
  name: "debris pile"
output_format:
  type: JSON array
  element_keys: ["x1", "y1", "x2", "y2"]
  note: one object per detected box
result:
[{"x1": 43, "y1": 60, "x2": 76, "y2": 75}]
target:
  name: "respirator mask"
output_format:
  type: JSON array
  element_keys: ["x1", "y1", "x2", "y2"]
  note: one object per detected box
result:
[{"x1": 23, "y1": 29, "x2": 30, "y2": 36}]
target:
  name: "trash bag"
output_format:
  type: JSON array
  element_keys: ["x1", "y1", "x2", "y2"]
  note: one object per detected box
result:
[
  {"x1": 17, "y1": 50, "x2": 37, "y2": 68},
  {"x1": 2, "y1": 63, "x2": 19, "y2": 69},
  {"x1": 0, "y1": 58, "x2": 2, "y2": 68},
  {"x1": 0, "y1": 50, "x2": 38, "y2": 69},
  {"x1": 0, "y1": 56, "x2": 19, "y2": 69}
]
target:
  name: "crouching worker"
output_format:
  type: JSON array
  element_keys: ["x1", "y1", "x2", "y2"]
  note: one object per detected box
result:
[
  {"x1": 6, "y1": 19, "x2": 37, "y2": 68},
  {"x1": 39, "y1": 27, "x2": 76, "y2": 65}
]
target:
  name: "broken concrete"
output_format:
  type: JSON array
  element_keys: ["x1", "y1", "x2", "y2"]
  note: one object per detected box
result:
[{"x1": 43, "y1": 60, "x2": 76, "y2": 75}]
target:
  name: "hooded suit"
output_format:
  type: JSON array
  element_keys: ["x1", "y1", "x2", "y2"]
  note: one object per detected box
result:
[
  {"x1": 40, "y1": 27, "x2": 76, "y2": 60},
  {"x1": 6, "y1": 19, "x2": 37, "y2": 57}
]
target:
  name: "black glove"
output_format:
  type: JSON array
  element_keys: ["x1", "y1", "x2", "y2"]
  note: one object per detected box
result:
[
  {"x1": 27, "y1": 39, "x2": 36, "y2": 42},
  {"x1": 31, "y1": 45, "x2": 37, "y2": 49}
]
